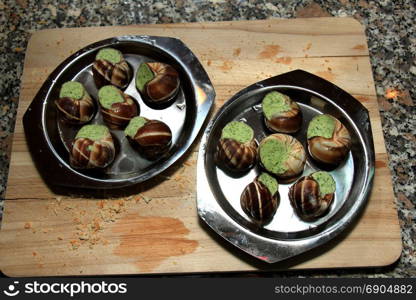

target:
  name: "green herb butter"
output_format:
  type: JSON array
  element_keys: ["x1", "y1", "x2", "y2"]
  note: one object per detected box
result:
[
  {"x1": 311, "y1": 171, "x2": 336, "y2": 197},
  {"x1": 136, "y1": 63, "x2": 155, "y2": 92},
  {"x1": 221, "y1": 121, "x2": 254, "y2": 144},
  {"x1": 98, "y1": 85, "x2": 124, "y2": 109},
  {"x1": 59, "y1": 81, "x2": 84, "y2": 100},
  {"x1": 262, "y1": 91, "x2": 291, "y2": 120},
  {"x1": 259, "y1": 138, "x2": 290, "y2": 174},
  {"x1": 96, "y1": 48, "x2": 122, "y2": 64},
  {"x1": 76, "y1": 124, "x2": 109, "y2": 141},
  {"x1": 258, "y1": 172, "x2": 278, "y2": 195},
  {"x1": 307, "y1": 114, "x2": 336, "y2": 139},
  {"x1": 124, "y1": 116, "x2": 148, "y2": 138}
]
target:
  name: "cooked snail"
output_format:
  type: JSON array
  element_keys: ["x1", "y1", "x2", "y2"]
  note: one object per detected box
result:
[
  {"x1": 216, "y1": 121, "x2": 257, "y2": 173},
  {"x1": 92, "y1": 47, "x2": 132, "y2": 89},
  {"x1": 262, "y1": 91, "x2": 302, "y2": 133},
  {"x1": 135, "y1": 62, "x2": 180, "y2": 106},
  {"x1": 70, "y1": 124, "x2": 115, "y2": 169},
  {"x1": 98, "y1": 85, "x2": 138, "y2": 129},
  {"x1": 55, "y1": 81, "x2": 95, "y2": 124},
  {"x1": 125, "y1": 116, "x2": 172, "y2": 160},
  {"x1": 258, "y1": 134, "x2": 306, "y2": 183},
  {"x1": 307, "y1": 114, "x2": 352, "y2": 165},
  {"x1": 240, "y1": 173, "x2": 280, "y2": 224},
  {"x1": 289, "y1": 171, "x2": 336, "y2": 221}
]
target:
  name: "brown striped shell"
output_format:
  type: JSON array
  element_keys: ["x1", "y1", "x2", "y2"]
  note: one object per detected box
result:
[
  {"x1": 308, "y1": 118, "x2": 352, "y2": 165},
  {"x1": 240, "y1": 178, "x2": 279, "y2": 224},
  {"x1": 92, "y1": 58, "x2": 132, "y2": 90},
  {"x1": 99, "y1": 90, "x2": 138, "y2": 129},
  {"x1": 142, "y1": 62, "x2": 180, "y2": 104},
  {"x1": 70, "y1": 131, "x2": 115, "y2": 169},
  {"x1": 130, "y1": 119, "x2": 172, "y2": 160},
  {"x1": 264, "y1": 96, "x2": 302, "y2": 133},
  {"x1": 259, "y1": 134, "x2": 306, "y2": 183},
  {"x1": 216, "y1": 138, "x2": 257, "y2": 172},
  {"x1": 289, "y1": 175, "x2": 335, "y2": 221},
  {"x1": 55, "y1": 93, "x2": 95, "y2": 124}
]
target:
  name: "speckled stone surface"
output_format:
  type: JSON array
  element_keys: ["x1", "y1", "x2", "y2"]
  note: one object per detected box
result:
[{"x1": 0, "y1": 0, "x2": 414, "y2": 277}]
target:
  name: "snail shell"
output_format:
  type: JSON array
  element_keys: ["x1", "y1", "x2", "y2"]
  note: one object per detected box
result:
[
  {"x1": 216, "y1": 138, "x2": 257, "y2": 172},
  {"x1": 70, "y1": 129, "x2": 115, "y2": 169},
  {"x1": 131, "y1": 119, "x2": 172, "y2": 160},
  {"x1": 289, "y1": 175, "x2": 335, "y2": 221},
  {"x1": 308, "y1": 118, "x2": 352, "y2": 165},
  {"x1": 99, "y1": 87, "x2": 138, "y2": 129},
  {"x1": 258, "y1": 134, "x2": 306, "y2": 183},
  {"x1": 55, "y1": 95, "x2": 95, "y2": 124},
  {"x1": 92, "y1": 58, "x2": 132, "y2": 90},
  {"x1": 55, "y1": 82, "x2": 95, "y2": 124},
  {"x1": 240, "y1": 179, "x2": 279, "y2": 224},
  {"x1": 137, "y1": 62, "x2": 180, "y2": 104},
  {"x1": 263, "y1": 94, "x2": 302, "y2": 133}
]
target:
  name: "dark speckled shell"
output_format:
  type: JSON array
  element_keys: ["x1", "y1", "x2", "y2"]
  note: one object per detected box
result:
[
  {"x1": 216, "y1": 138, "x2": 257, "y2": 172},
  {"x1": 70, "y1": 133, "x2": 115, "y2": 169},
  {"x1": 92, "y1": 59, "x2": 132, "y2": 90},
  {"x1": 141, "y1": 62, "x2": 180, "y2": 104},
  {"x1": 131, "y1": 120, "x2": 172, "y2": 159},
  {"x1": 264, "y1": 100, "x2": 302, "y2": 133},
  {"x1": 308, "y1": 118, "x2": 352, "y2": 165},
  {"x1": 100, "y1": 90, "x2": 138, "y2": 129},
  {"x1": 240, "y1": 179, "x2": 279, "y2": 224},
  {"x1": 289, "y1": 175, "x2": 334, "y2": 221},
  {"x1": 55, "y1": 95, "x2": 95, "y2": 124}
]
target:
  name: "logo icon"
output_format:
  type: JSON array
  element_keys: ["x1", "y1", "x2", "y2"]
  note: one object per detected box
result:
[{"x1": 3, "y1": 281, "x2": 20, "y2": 297}]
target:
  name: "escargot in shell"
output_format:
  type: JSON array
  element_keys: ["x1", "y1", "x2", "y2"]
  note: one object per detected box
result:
[
  {"x1": 125, "y1": 116, "x2": 172, "y2": 160},
  {"x1": 216, "y1": 121, "x2": 257, "y2": 173},
  {"x1": 92, "y1": 48, "x2": 132, "y2": 90},
  {"x1": 307, "y1": 114, "x2": 352, "y2": 165},
  {"x1": 262, "y1": 91, "x2": 302, "y2": 133},
  {"x1": 258, "y1": 133, "x2": 306, "y2": 183},
  {"x1": 240, "y1": 173, "x2": 280, "y2": 224},
  {"x1": 289, "y1": 171, "x2": 336, "y2": 221},
  {"x1": 55, "y1": 81, "x2": 95, "y2": 124},
  {"x1": 98, "y1": 85, "x2": 138, "y2": 129},
  {"x1": 136, "y1": 62, "x2": 180, "y2": 106},
  {"x1": 70, "y1": 124, "x2": 115, "y2": 169}
]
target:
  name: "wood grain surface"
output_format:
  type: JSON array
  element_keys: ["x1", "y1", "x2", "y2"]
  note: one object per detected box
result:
[{"x1": 0, "y1": 18, "x2": 402, "y2": 277}]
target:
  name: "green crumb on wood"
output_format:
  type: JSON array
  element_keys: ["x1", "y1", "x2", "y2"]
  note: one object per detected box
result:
[
  {"x1": 262, "y1": 91, "x2": 291, "y2": 120},
  {"x1": 59, "y1": 81, "x2": 84, "y2": 99},
  {"x1": 96, "y1": 48, "x2": 122, "y2": 64},
  {"x1": 98, "y1": 85, "x2": 124, "y2": 109},
  {"x1": 258, "y1": 173, "x2": 278, "y2": 195},
  {"x1": 136, "y1": 63, "x2": 155, "y2": 92},
  {"x1": 75, "y1": 124, "x2": 109, "y2": 141},
  {"x1": 221, "y1": 121, "x2": 254, "y2": 144},
  {"x1": 125, "y1": 116, "x2": 148, "y2": 138},
  {"x1": 307, "y1": 114, "x2": 336, "y2": 139},
  {"x1": 311, "y1": 171, "x2": 336, "y2": 197},
  {"x1": 259, "y1": 138, "x2": 290, "y2": 174}
]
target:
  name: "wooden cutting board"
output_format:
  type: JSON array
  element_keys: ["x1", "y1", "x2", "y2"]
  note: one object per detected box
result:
[{"x1": 0, "y1": 18, "x2": 402, "y2": 277}]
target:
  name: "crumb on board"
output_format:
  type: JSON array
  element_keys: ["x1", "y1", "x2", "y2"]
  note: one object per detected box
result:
[{"x1": 24, "y1": 222, "x2": 32, "y2": 229}]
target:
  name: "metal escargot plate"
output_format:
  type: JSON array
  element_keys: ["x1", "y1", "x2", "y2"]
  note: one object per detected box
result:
[
  {"x1": 23, "y1": 35, "x2": 215, "y2": 189},
  {"x1": 197, "y1": 70, "x2": 375, "y2": 263}
]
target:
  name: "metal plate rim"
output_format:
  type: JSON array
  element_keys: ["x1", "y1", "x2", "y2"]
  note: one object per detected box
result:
[
  {"x1": 197, "y1": 69, "x2": 375, "y2": 263},
  {"x1": 23, "y1": 35, "x2": 215, "y2": 189}
]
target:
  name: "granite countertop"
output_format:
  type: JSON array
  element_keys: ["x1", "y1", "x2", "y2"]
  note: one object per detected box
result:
[{"x1": 0, "y1": 0, "x2": 414, "y2": 277}]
